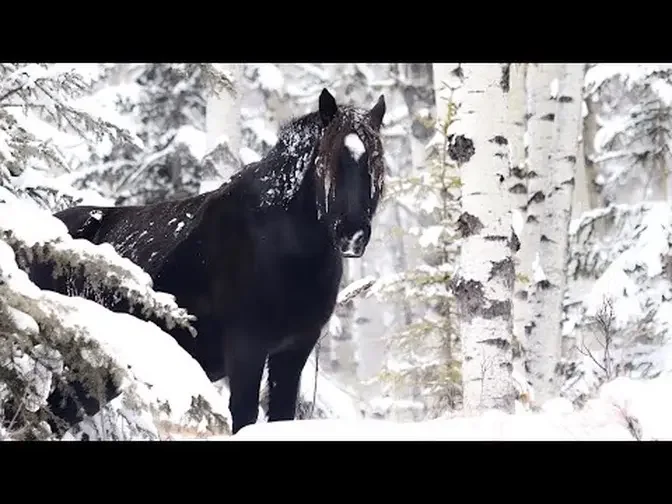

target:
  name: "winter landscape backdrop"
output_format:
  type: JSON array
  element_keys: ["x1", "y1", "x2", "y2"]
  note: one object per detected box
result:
[{"x1": 1, "y1": 62, "x2": 671, "y2": 441}]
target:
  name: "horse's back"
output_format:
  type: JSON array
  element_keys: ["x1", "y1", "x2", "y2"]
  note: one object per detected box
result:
[
  {"x1": 27, "y1": 205, "x2": 111, "y2": 293},
  {"x1": 54, "y1": 205, "x2": 114, "y2": 241}
]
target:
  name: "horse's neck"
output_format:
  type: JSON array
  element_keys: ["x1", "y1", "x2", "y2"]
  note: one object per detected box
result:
[{"x1": 254, "y1": 120, "x2": 322, "y2": 210}]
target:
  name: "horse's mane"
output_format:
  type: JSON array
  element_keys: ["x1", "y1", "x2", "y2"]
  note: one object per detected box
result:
[
  {"x1": 276, "y1": 110, "x2": 322, "y2": 138},
  {"x1": 211, "y1": 101, "x2": 383, "y2": 212}
]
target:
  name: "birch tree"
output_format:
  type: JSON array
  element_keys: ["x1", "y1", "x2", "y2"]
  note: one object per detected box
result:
[
  {"x1": 444, "y1": 63, "x2": 516, "y2": 414},
  {"x1": 517, "y1": 64, "x2": 561, "y2": 400},
  {"x1": 529, "y1": 64, "x2": 585, "y2": 404},
  {"x1": 508, "y1": 64, "x2": 528, "y2": 364},
  {"x1": 582, "y1": 72, "x2": 602, "y2": 210}
]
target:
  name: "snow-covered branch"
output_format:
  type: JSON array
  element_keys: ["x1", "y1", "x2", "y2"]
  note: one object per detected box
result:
[{"x1": 0, "y1": 201, "x2": 197, "y2": 337}]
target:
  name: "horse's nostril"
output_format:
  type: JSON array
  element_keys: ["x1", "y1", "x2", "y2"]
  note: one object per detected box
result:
[{"x1": 339, "y1": 230, "x2": 367, "y2": 257}]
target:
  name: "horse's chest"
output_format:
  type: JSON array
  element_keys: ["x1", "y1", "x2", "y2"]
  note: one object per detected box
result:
[{"x1": 254, "y1": 248, "x2": 343, "y2": 333}]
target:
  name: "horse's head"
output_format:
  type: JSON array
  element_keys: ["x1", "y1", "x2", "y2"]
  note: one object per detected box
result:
[{"x1": 314, "y1": 88, "x2": 386, "y2": 258}]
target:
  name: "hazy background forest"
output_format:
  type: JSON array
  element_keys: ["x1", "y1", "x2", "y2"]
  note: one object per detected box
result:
[{"x1": 1, "y1": 63, "x2": 671, "y2": 441}]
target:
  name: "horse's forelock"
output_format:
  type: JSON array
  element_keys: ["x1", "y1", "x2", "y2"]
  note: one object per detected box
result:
[
  {"x1": 363, "y1": 128, "x2": 386, "y2": 203},
  {"x1": 313, "y1": 106, "x2": 385, "y2": 218},
  {"x1": 314, "y1": 123, "x2": 341, "y2": 217}
]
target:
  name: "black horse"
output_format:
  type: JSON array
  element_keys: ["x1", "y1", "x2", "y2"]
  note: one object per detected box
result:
[{"x1": 37, "y1": 88, "x2": 387, "y2": 435}]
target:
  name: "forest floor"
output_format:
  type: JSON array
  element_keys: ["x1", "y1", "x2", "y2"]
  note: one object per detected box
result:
[{"x1": 167, "y1": 374, "x2": 672, "y2": 441}]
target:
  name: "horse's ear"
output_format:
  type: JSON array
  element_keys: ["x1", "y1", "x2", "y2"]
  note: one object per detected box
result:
[
  {"x1": 319, "y1": 88, "x2": 338, "y2": 126},
  {"x1": 369, "y1": 95, "x2": 386, "y2": 130}
]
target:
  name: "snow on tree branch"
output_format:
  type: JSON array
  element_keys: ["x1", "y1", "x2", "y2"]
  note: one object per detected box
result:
[
  {"x1": 0, "y1": 200, "x2": 197, "y2": 337},
  {"x1": 562, "y1": 202, "x2": 672, "y2": 405},
  {"x1": 182, "y1": 64, "x2": 236, "y2": 99},
  {"x1": 337, "y1": 275, "x2": 377, "y2": 305},
  {"x1": 63, "y1": 64, "x2": 225, "y2": 206},
  {"x1": 0, "y1": 237, "x2": 231, "y2": 440},
  {"x1": 585, "y1": 64, "x2": 671, "y2": 96},
  {"x1": 0, "y1": 63, "x2": 143, "y2": 179}
]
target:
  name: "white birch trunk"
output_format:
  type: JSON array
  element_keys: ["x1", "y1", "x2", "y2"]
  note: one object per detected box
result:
[
  {"x1": 519, "y1": 64, "x2": 562, "y2": 395},
  {"x1": 582, "y1": 80, "x2": 602, "y2": 209},
  {"x1": 443, "y1": 63, "x2": 516, "y2": 414},
  {"x1": 531, "y1": 64, "x2": 585, "y2": 405},
  {"x1": 571, "y1": 64, "x2": 596, "y2": 219},
  {"x1": 508, "y1": 64, "x2": 529, "y2": 358},
  {"x1": 571, "y1": 135, "x2": 591, "y2": 220},
  {"x1": 205, "y1": 63, "x2": 242, "y2": 184}
]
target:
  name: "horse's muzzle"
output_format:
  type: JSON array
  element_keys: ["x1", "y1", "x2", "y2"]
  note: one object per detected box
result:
[{"x1": 338, "y1": 230, "x2": 367, "y2": 258}]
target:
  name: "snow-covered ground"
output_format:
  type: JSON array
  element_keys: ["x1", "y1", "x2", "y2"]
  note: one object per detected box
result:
[{"x1": 176, "y1": 373, "x2": 671, "y2": 441}]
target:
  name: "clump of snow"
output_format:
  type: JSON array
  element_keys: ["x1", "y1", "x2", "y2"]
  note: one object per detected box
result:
[
  {"x1": 650, "y1": 78, "x2": 672, "y2": 107},
  {"x1": 239, "y1": 146, "x2": 261, "y2": 165},
  {"x1": 337, "y1": 275, "x2": 377, "y2": 304},
  {"x1": 173, "y1": 125, "x2": 207, "y2": 161},
  {"x1": 584, "y1": 271, "x2": 639, "y2": 327},
  {"x1": 199, "y1": 178, "x2": 225, "y2": 195},
  {"x1": 4, "y1": 304, "x2": 40, "y2": 335},
  {"x1": 418, "y1": 225, "x2": 444, "y2": 248}
]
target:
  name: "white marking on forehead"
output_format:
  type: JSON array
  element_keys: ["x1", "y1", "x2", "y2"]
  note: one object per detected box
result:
[{"x1": 344, "y1": 133, "x2": 366, "y2": 160}]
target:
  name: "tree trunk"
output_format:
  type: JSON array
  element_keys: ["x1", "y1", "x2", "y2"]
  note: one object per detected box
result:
[
  {"x1": 444, "y1": 63, "x2": 516, "y2": 415},
  {"x1": 519, "y1": 64, "x2": 562, "y2": 399},
  {"x1": 530, "y1": 64, "x2": 585, "y2": 405},
  {"x1": 508, "y1": 63, "x2": 529, "y2": 361},
  {"x1": 582, "y1": 69, "x2": 602, "y2": 209},
  {"x1": 572, "y1": 63, "x2": 596, "y2": 219}
]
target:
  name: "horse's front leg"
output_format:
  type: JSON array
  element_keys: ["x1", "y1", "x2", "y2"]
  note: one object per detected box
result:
[
  {"x1": 266, "y1": 330, "x2": 320, "y2": 423},
  {"x1": 225, "y1": 336, "x2": 267, "y2": 435}
]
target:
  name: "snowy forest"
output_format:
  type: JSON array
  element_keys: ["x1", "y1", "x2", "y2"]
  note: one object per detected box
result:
[{"x1": 1, "y1": 62, "x2": 670, "y2": 441}]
